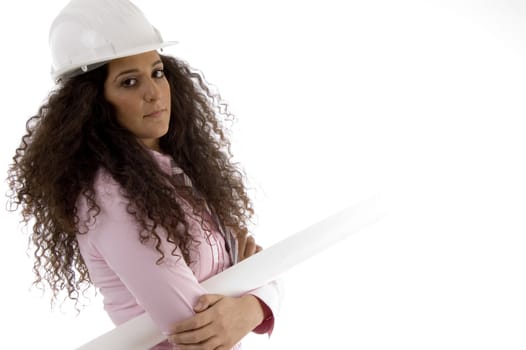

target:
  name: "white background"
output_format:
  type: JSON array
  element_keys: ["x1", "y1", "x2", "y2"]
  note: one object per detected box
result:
[{"x1": 1, "y1": 0, "x2": 525, "y2": 349}]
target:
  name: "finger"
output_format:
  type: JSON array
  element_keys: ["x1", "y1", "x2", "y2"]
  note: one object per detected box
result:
[
  {"x1": 176, "y1": 336, "x2": 221, "y2": 350},
  {"x1": 255, "y1": 245, "x2": 263, "y2": 253},
  {"x1": 195, "y1": 294, "x2": 223, "y2": 312},
  {"x1": 171, "y1": 312, "x2": 211, "y2": 334},
  {"x1": 243, "y1": 236, "x2": 257, "y2": 259},
  {"x1": 237, "y1": 234, "x2": 247, "y2": 260},
  {"x1": 169, "y1": 326, "x2": 214, "y2": 346}
]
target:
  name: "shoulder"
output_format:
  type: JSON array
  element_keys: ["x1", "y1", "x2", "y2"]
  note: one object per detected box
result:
[
  {"x1": 76, "y1": 168, "x2": 128, "y2": 227},
  {"x1": 93, "y1": 168, "x2": 124, "y2": 200}
]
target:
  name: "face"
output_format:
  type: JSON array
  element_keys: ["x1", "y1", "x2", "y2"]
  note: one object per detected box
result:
[{"x1": 104, "y1": 51, "x2": 171, "y2": 151}]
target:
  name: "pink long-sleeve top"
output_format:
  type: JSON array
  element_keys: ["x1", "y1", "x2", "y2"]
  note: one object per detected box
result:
[{"x1": 76, "y1": 150, "x2": 281, "y2": 350}]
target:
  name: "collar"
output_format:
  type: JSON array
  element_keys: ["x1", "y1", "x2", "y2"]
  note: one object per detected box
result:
[{"x1": 147, "y1": 148, "x2": 173, "y2": 173}]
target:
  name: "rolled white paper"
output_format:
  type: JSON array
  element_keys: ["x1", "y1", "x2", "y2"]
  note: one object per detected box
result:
[{"x1": 76, "y1": 193, "x2": 387, "y2": 350}]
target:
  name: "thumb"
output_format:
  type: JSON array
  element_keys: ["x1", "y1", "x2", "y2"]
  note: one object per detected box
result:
[{"x1": 194, "y1": 294, "x2": 223, "y2": 312}]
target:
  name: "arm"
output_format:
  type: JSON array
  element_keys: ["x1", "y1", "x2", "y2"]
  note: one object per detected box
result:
[
  {"x1": 168, "y1": 294, "x2": 265, "y2": 349},
  {"x1": 80, "y1": 175, "x2": 282, "y2": 343},
  {"x1": 248, "y1": 279, "x2": 284, "y2": 335},
  {"x1": 80, "y1": 177, "x2": 209, "y2": 334},
  {"x1": 168, "y1": 242, "x2": 284, "y2": 348},
  {"x1": 237, "y1": 235, "x2": 283, "y2": 335}
]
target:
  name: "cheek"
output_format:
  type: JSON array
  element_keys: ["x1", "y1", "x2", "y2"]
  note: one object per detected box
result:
[
  {"x1": 161, "y1": 79, "x2": 171, "y2": 101},
  {"x1": 105, "y1": 86, "x2": 138, "y2": 123},
  {"x1": 111, "y1": 95, "x2": 142, "y2": 126}
]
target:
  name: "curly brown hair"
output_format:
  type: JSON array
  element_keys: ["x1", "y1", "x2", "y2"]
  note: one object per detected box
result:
[{"x1": 7, "y1": 54, "x2": 254, "y2": 307}]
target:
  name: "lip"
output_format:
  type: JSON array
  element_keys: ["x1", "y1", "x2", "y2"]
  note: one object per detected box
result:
[{"x1": 144, "y1": 108, "x2": 166, "y2": 118}]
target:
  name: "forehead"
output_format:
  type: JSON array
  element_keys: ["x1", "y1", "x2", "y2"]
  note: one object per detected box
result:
[{"x1": 106, "y1": 50, "x2": 162, "y2": 73}]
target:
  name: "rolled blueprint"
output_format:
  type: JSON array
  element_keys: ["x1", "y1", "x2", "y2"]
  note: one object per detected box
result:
[{"x1": 76, "y1": 193, "x2": 388, "y2": 350}]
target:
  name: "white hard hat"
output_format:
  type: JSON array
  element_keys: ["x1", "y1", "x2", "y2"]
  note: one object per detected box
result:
[{"x1": 49, "y1": 0, "x2": 177, "y2": 82}]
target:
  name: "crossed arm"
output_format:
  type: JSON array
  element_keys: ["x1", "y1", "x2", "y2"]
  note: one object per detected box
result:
[
  {"x1": 77, "y1": 181, "x2": 280, "y2": 350},
  {"x1": 168, "y1": 236, "x2": 271, "y2": 350}
]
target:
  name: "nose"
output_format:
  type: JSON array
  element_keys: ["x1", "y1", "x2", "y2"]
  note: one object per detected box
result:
[{"x1": 143, "y1": 77, "x2": 161, "y2": 102}]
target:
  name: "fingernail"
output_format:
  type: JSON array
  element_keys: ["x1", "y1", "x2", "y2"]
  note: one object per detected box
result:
[{"x1": 194, "y1": 302, "x2": 203, "y2": 311}]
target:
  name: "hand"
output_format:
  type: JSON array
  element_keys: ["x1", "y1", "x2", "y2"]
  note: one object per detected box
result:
[
  {"x1": 237, "y1": 235, "x2": 262, "y2": 261},
  {"x1": 168, "y1": 294, "x2": 264, "y2": 350}
]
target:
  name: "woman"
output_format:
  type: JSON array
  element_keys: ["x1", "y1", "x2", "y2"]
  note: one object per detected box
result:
[{"x1": 7, "y1": 0, "x2": 281, "y2": 349}]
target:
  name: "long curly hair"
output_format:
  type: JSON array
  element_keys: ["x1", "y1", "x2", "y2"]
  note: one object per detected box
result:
[{"x1": 7, "y1": 54, "x2": 254, "y2": 306}]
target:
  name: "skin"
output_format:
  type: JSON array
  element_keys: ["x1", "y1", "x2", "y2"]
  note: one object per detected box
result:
[
  {"x1": 238, "y1": 235, "x2": 263, "y2": 261},
  {"x1": 104, "y1": 50, "x2": 171, "y2": 152},
  {"x1": 104, "y1": 51, "x2": 267, "y2": 349},
  {"x1": 168, "y1": 238, "x2": 264, "y2": 349},
  {"x1": 168, "y1": 240, "x2": 266, "y2": 350},
  {"x1": 169, "y1": 294, "x2": 265, "y2": 350}
]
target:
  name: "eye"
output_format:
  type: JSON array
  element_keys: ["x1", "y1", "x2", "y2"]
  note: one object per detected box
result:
[
  {"x1": 121, "y1": 77, "x2": 137, "y2": 88},
  {"x1": 153, "y1": 69, "x2": 165, "y2": 79}
]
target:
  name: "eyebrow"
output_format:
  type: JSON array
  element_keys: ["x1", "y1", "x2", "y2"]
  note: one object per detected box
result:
[{"x1": 113, "y1": 60, "x2": 163, "y2": 82}]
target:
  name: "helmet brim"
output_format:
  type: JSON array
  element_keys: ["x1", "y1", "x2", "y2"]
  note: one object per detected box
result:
[{"x1": 52, "y1": 40, "x2": 178, "y2": 83}]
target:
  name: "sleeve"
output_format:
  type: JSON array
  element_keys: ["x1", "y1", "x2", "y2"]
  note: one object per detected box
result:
[
  {"x1": 82, "y1": 173, "x2": 284, "y2": 338},
  {"x1": 220, "y1": 227, "x2": 284, "y2": 336},
  {"x1": 83, "y1": 179, "x2": 208, "y2": 336},
  {"x1": 247, "y1": 278, "x2": 285, "y2": 335}
]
